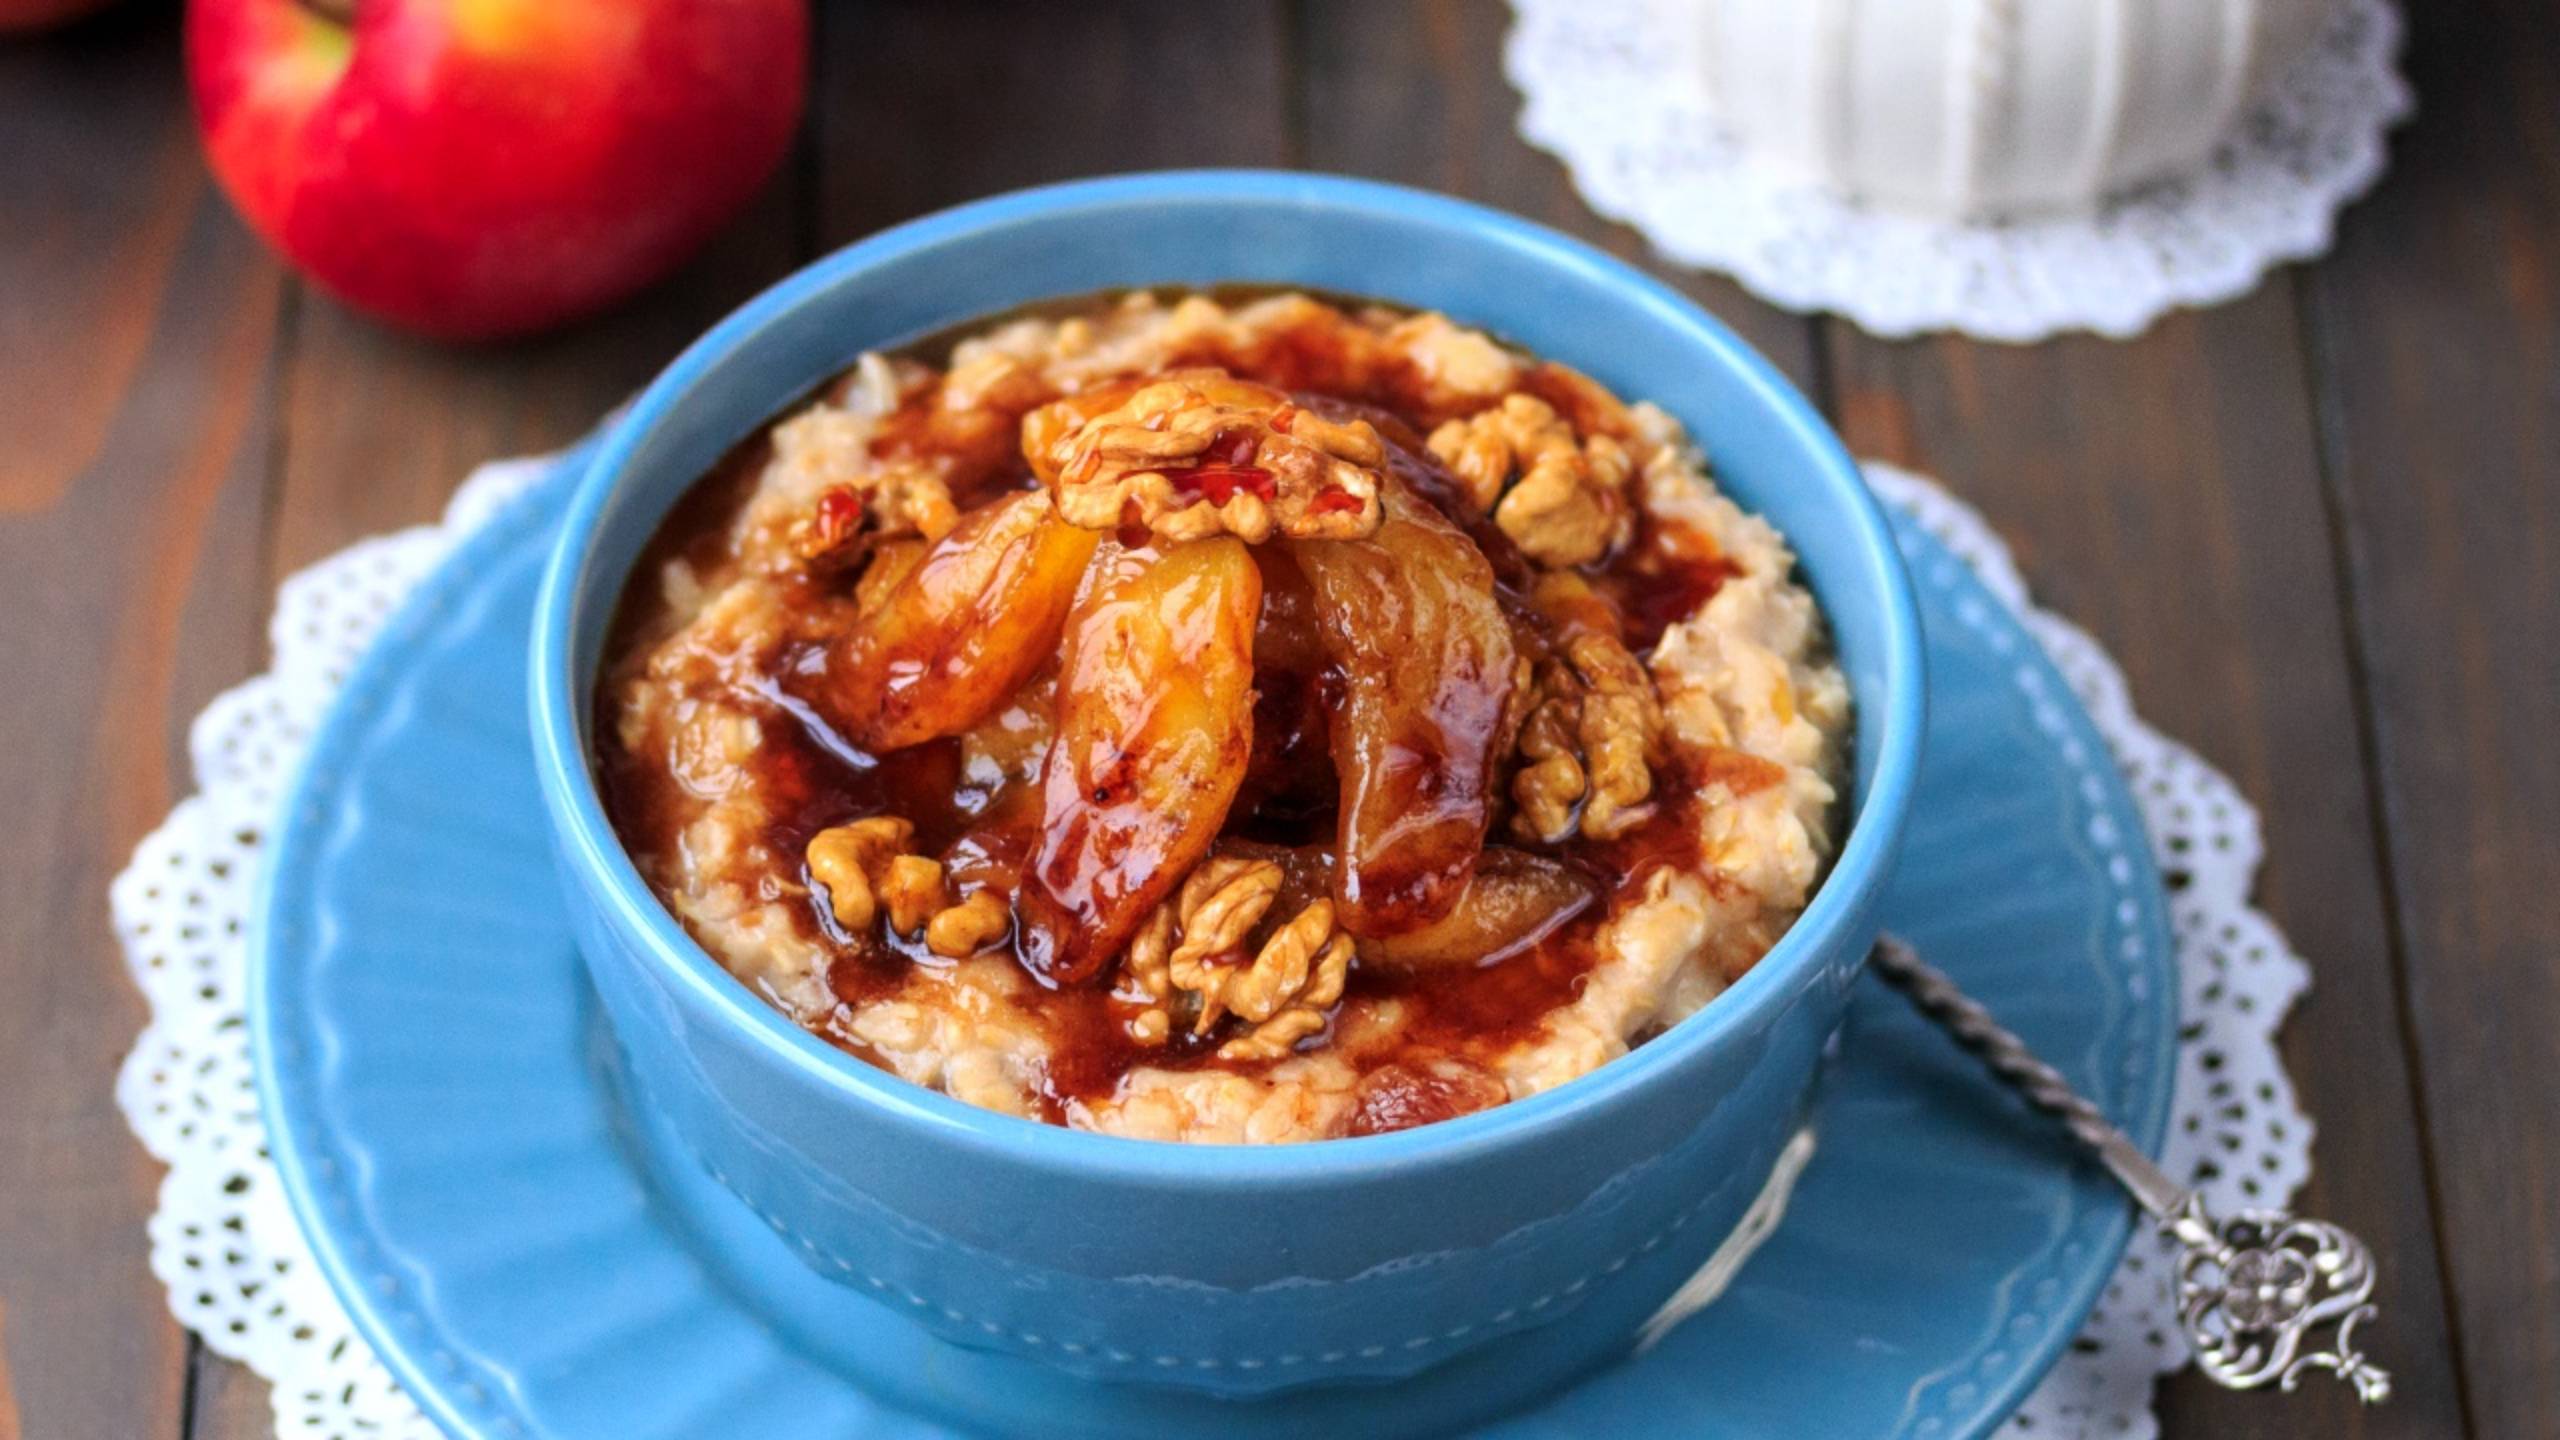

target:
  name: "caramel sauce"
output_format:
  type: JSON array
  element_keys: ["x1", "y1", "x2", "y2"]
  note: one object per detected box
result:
[
  {"x1": 1021, "y1": 988, "x2": 1232, "y2": 1120},
  {"x1": 1591, "y1": 508, "x2": 1744, "y2": 654},
  {"x1": 597, "y1": 290, "x2": 1775, "y2": 1133},
  {"x1": 1520, "y1": 360, "x2": 1637, "y2": 442}
]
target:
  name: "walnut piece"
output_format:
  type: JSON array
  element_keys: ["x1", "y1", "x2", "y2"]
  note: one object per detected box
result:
[
  {"x1": 1426, "y1": 393, "x2": 1635, "y2": 568},
  {"x1": 1119, "y1": 855, "x2": 1352, "y2": 1062},
  {"x1": 1212, "y1": 898, "x2": 1353, "y2": 1062},
  {"x1": 1030, "y1": 368, "x2": 1385, "y2": 544},
  {"x1": 1507, "y1": 575, "x2": 1667, "y2": 842},
  {"x1": 804, "y1": 817, "x2": 915, "y2": 930},
  {"x1": 1510, "y1": 678, "x2": 1589, "y2": 845},
  {"x1": 880, "y1": 854, "x2": 951, "y2": 936},
  {"x1": 1568, "y1": 628, "x2": 1664, "y2": 839},
  {"x1": 807, "y1": 818, "x2": 1013, "y2": 956},
  {"x1": 925, "y1": 890, "x2": 1011, "y2": 958}
]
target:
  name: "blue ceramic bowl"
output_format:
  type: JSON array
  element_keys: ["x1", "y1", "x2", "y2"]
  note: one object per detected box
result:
[{"x1": 529, "y1": 171, "x2": 1925, "y2": 1405}]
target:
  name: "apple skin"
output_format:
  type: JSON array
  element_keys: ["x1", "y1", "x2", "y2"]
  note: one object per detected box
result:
[{"x1": 188, "y1": 0, "x2": 807, "y2": 339}]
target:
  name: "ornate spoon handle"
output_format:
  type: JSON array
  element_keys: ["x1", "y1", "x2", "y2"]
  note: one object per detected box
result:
[{"x1": 1869, "y1": 934, "x2": 2391, "y2": 1405}]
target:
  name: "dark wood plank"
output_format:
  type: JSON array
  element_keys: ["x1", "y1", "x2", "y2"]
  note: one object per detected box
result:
[
  {"x1": 183, "y1": 1342, "x2": 278, "y2": 1440},
  {"x1": 2308, "y1": 0, "x2": 2560, "y2": 1431},
  {"x1": 819, "y1": 0, "x2": 1290, "y2": 240},
  {"x1": 267, "y1": 108, "x2": 814, "y2": 580},
  {"x1": 0, "y1": 10, "x2": 284, "y2": 1440},
  {"x1": 268, "y1": 191, "x2": 809, "y2": 578},
  {"x1": 1822, "y1": 292, "x2": 2471, "y2": 1438},
  {"x1": 0, "y1": 1297, "x2": 18, "y2": 1440},
  {"x1": 1290, "y1": 0, "x2": 1816, "y2": 390}
]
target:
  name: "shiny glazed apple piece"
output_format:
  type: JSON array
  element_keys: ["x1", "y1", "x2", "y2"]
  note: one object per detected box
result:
[
  {"x1": 818, "y1": 491, "x2": 1100, "y2": 752},
  {"x1": 1020, "y1": 538, "x2": 1262, "y2": 984},
  {"x1": 1223, "y1": 840, "x2": 1593, "y2": 972},
  {"x1": 1351, "y1": 847, "x2": 1596, "y2": 972},
  {"x1": 1288, "y1": 482, "x2": 1520, "y2": 936}
]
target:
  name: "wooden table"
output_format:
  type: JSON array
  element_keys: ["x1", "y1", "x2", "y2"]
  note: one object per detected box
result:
[{"x1": 3, "y1": 3, "x2": 2548, "y2": 1437}]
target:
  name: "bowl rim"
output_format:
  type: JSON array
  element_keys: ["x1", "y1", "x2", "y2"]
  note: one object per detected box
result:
[{"x1": 529, "y1": 169, "x2": 1925, "y2": 1187}]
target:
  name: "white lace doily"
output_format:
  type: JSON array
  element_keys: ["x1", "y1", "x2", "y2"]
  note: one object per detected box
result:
[
  {"x1": 1505, "y1": 0, "x2": 2411, "y2": 341},
  {"x1": 112, "y1": 455, "x2": 2312, "y2": 1440}
]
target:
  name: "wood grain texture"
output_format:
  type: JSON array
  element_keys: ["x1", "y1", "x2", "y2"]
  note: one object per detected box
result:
[
  {"x1": 261, "y1": 41, "x2": 819, "y2": 580},
  {"x1": 1822, "y1": 292, "x2": 2472, "y2": 1439},
  {"x1": 0, "y1": 13, "x2": 282, "y2": 1440},
  {"x1": 0, "y1": 1299, "x2": 20, "y2": 1440},
  {"x1": 1289, "y1": 0, "x2": 1816, "y2": 389},
  {"x1": 267, "y1": 189, "x2": 810, "y2": 581},
  {"x1": 183, "y1": 1340, "x2": 280, "y2": 1440},
  {"x1": 819, "y1": 0, "x2": 1289, "y2": 240},
  {"x1": 0, "y1": 12, "x2": 205, "y2": 518},
  {"x1": 2308, "y1": 0, "x2": 2560, "y2": 1432}
]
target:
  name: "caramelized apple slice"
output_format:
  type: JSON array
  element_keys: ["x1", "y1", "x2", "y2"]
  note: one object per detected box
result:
[
  {"x1": 1223, "y1": 840, "x2": 1593, "y2": 973},
  {"x1": 1231, "y1": 548, "x2": 1337, "y2": 823},
  {"x1": 1019, "y1": 538, "x2": 1262, "y2": 984},
  {"x1": 1351, "y1": 848, "x2": 1596, "y2": 972},
  {"x1": 1287, "y1": 481, "x2": 1520, "y2": 936},
  {"x1": 817, "y1": 491, "x2": 1100, "y2": 752}
]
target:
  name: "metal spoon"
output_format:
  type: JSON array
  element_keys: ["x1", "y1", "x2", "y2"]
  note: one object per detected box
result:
[{"x1": 1869, "y1": 934, "x2": 2392, "y2": 1405}]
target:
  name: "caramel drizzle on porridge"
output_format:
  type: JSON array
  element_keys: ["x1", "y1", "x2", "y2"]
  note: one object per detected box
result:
[{"x1": 598, "y1": 291, "x2": 1793, "y2": 1133}]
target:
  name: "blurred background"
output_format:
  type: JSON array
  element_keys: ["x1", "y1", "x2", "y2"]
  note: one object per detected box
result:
[{"x1": 2, "y1": 3, "x2": 2551, "y2": 1439}]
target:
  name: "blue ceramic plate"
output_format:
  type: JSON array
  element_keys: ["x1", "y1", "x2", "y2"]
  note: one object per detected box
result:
[{"x1": 252, "y1": 452, "x2": 2175, "y2": 1440}]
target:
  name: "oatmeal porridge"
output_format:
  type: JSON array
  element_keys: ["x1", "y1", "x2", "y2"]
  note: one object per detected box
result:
[{"x1": 598, "y1": 290, "x2": 1849, "y2": 1142}]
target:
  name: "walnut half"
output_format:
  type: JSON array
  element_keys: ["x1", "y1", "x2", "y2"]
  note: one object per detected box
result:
[
  {"x1": 1028, "y1": 368, "x2": 1385, "y2": 544},
  {"x1": 1426, "y1": 393, "x2": 1635, "y2": 568},
  {"x1": 1508, "y1": 574, "x2": 1667, "y2": 843},
  {"x1": 1120, "y1": 855, "x2": 1352, "y2": 1062}
]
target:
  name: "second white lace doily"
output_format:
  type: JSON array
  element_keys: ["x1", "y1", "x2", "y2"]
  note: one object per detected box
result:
[
  {"x1": 112, "y1": 455, "x2": 2312, "y2": 1440},
  {"x1": 1504, "y1": 0, "x2": 2411, "y2": 341}
]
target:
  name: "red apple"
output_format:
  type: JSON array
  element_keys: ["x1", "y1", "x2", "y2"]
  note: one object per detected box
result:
[{"x1": 187, "y1": 0, "x2": 806, "y2": 339}]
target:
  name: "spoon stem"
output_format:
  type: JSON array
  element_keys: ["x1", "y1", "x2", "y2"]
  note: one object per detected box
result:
[{"x1": 1867, "y1": 933, "x2": 2391, "y2": 1405}]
